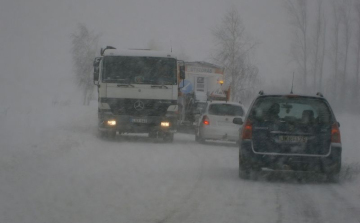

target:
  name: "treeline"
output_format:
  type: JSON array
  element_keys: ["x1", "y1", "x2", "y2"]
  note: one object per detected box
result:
[{"x1": 285, "y1": 0, "x2": 360, "y2": 112}]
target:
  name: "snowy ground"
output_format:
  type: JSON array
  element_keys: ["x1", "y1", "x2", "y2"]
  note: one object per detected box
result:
[{"x1": 0, "y1": 103, "x2": 360, "y2": 223}]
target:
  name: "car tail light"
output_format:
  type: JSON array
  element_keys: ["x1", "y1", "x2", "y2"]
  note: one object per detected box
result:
[
  {"x1": 241, "y1": 120, "x2": 252, "y2": 139},
  {"x1": 331, "y1": 123, "x2": 341, "y2": 143},
  {"x1": 203, "y1": 115, "x2": 210, "y2": 125}
]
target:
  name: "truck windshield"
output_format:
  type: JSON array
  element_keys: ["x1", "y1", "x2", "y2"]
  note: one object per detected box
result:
[{"x1": 102, "y1": 56, "x2": 177, "y2": 85}]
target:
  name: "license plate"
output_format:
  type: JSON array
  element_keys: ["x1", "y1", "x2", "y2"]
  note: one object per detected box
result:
[
  {"x1": 279, "y1": 135, "x2": 307, "y2": 143},
  {"x1": 132, "y1": 118, "x2": 147, "y2": 123}
]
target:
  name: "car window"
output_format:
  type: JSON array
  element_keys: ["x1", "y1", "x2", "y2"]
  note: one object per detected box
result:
[
  {"x1": 249, "y1": 97, "x2": 333, "y2": 124},
  {"x1": 208, "y1": 104, "x2": 244, "y2": 116}
]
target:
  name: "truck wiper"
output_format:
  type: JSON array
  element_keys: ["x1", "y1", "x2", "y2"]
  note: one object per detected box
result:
[
  {"x1": 117, "y1": 83, "x2": 135, "y2": 88},
  {"x1": 151, "y1": 85, "x2": 169, "y2": 89}
]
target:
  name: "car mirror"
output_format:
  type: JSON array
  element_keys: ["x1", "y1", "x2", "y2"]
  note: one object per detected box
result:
[
  {"x1": 337, "y1": 121, "x2": 340, "y2": 127},
  {"x1": 233, "y1": 117, "x2": 243, "y2": 125}
]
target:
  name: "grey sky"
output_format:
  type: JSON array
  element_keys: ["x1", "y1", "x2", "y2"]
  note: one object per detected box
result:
[{"x1": 0, "y1": 0, "x2": 293, "y2": 101}]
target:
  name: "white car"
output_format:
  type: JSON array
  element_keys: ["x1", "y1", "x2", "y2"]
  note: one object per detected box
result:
[{"x1": 195, "y1": 101, "x2": 245, "y2": 143}]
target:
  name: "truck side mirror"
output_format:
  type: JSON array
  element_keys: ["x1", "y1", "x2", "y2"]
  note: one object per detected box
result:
[
  {"x1": 93, "y1": 57, "x2": 101, "y2": 84},
  {"x1": 179, "y1": 66, "x2": 185, "y2": 79}
]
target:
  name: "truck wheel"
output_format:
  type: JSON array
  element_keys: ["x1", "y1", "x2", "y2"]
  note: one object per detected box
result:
[
  {"x1": 99, "y1": 130, "x2": 107, "y2": 139},
  {"x1": 108, "y1": 130, "x2": 116, "y2": 139},
  {"x1": 163, "y1": 133, "x2": 174, "y2": 142}
]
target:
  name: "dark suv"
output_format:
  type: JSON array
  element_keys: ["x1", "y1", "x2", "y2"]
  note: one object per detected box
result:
[{"x1": 234, "y1": 92, "x2": 342, "y2": 181}]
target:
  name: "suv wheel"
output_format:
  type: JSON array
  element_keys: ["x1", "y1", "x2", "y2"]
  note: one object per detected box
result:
[
  {"x1": 239, "y1": 156, "x2": 251, "y2": 179},
  {"x1": 326, "y1": 173, "x2": 340, "y2": 183}
]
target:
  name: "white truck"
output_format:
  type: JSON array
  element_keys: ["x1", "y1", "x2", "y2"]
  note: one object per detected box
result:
[{"x1": 93, "y1": 46, "x2": 185, "y2": 142}]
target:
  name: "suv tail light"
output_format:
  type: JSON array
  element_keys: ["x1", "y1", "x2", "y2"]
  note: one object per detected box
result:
[
  {"x1": 203, "y1": 115, "x2": 210, "y2": 125},
  {"x1": 241, "y1": 120, "x2": 253, "y2": 139},
  {"x1": 331, "y1": 123, "x2": 341, "y2": 143}
]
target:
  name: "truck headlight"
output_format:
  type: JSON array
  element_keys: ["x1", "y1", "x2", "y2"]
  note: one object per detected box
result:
[
  {"x1": 161, "y1": 122, "x2": 170, "y2": 127},
  {"x1": 107, "y1": 120, "x2": 117, "y2": 126}
]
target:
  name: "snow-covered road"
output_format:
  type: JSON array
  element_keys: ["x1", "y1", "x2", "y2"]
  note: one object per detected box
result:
[{"x1": 1, "y1": 105, "x2": 360, "y2": 223}]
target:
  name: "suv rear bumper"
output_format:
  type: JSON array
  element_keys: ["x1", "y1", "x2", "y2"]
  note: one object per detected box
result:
[
  {"x1": 200, "y1": 126, "x2": 240, "y2": 142},
  {"x1": 240, "y1": 140, "x2": 341, "y2": 173}
]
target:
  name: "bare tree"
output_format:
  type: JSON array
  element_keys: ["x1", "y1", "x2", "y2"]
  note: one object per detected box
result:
[
  {"x1": 285, "y1": 0, "x2": 309, "y2": 89},
  {"x1": 329, "y1": 0, "x2": 342, "y2": 102},
  {"x1": 212, "y1": 8, "x2": 258, "y2": 102},
  {"x1": 311, "y1": 0, "x2": 326, "y2": 91},
  {"x1": 71, "y1": 24, "x2": 100, "y2": 105},
  {"x1": 318, "y1": 13, "x2": 326, "y2": 92},
  {"x1": 339, "y1": 0, "x2": 352, "y2": 100},
  {"x1": 355, "y1": 2, "x2": 360, "y2": 102}
]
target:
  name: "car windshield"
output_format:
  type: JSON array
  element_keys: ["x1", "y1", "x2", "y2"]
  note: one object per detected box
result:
[
  {"x1": 208, "y1": 103, "x2": 244, "y2": 116},
  {"x1": 102, "y1": 56, "x2": 177, "y2": 85},
  {"x1": 250, "y1": 96, "x2": 333, "y2": 124}
]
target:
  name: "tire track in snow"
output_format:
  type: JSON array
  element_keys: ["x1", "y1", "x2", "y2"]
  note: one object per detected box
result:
[
  {"x1": 277, "y1": 184, "x2": 322, "y2": 223},
  {"x1": 156, "y1": 142, "x2": 205, "y2": 223},
  {"x1": 324, "y1": 185, "x2": 360, "y2": 223},
  {"x1": 275, "y1": 187, "x2": 283, "y2": 223}
]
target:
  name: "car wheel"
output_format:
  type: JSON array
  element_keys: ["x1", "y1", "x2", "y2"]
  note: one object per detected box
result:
[
  {"x1": 195, "y1": 127, "x2": 205, "y2": 143},
  {"x1": 195, "y1": 128, "x2": 200, "y2": 141}
]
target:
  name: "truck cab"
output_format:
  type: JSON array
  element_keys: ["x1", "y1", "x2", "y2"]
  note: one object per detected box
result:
[{"x1": 93, "y1": 47, "x2": 185, "y2": 141}]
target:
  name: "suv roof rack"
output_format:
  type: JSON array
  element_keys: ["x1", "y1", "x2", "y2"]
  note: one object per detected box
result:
[
  {"x1": 316, "y1": 92, "x2": 324, "y2": 97},
  {"x1": 259, "y1": 90, "x2": 264, "y2": 95}
]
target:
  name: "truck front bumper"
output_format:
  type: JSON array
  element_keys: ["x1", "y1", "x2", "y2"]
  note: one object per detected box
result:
[{"x1": 98, "y1": 114, "x2": 177, "y2": 134}]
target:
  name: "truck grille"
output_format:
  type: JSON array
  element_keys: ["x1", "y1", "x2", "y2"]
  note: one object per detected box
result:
[{"x1": 101, "y1": 98, "x2": 176, "y2": 116}]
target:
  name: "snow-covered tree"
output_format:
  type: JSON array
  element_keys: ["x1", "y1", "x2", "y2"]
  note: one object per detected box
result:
[
  {"x1": 212, "y1": 8, "x2": 259, "y2": 103},
  {"x1": 71, "y1": 24, "x2": 100, "y2": 105}
]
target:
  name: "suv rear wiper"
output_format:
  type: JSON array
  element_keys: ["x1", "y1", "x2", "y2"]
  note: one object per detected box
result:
[{"x1": 151, "y1": 85, "x2": 169, "y2": 89}]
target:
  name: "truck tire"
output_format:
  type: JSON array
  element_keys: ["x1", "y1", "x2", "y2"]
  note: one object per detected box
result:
[
  {"x1": 108, "y1": 130, "x2": 116, "y2": 139},
  {"x1": 149, "y1": 131, "x2": 157, "y2": 138},
  {"x1": 163, "y1": 133, "x2": 174, "y2": 142}
]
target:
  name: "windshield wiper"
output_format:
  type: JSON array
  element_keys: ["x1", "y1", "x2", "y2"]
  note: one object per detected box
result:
[
  {"x1": 151, "y1": 84, "x2": 169, "y2": 89},
  {"x1": 117, "y1": 83, "x2": 135, "y2": 88}
]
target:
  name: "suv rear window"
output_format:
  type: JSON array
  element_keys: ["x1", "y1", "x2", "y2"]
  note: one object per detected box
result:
[
  {"x1": 249, "y1": 96, "x2": 333, "y2": 124},
  {"x1": 208, "y1": 104, "x2": 244, "y2": 116}
]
